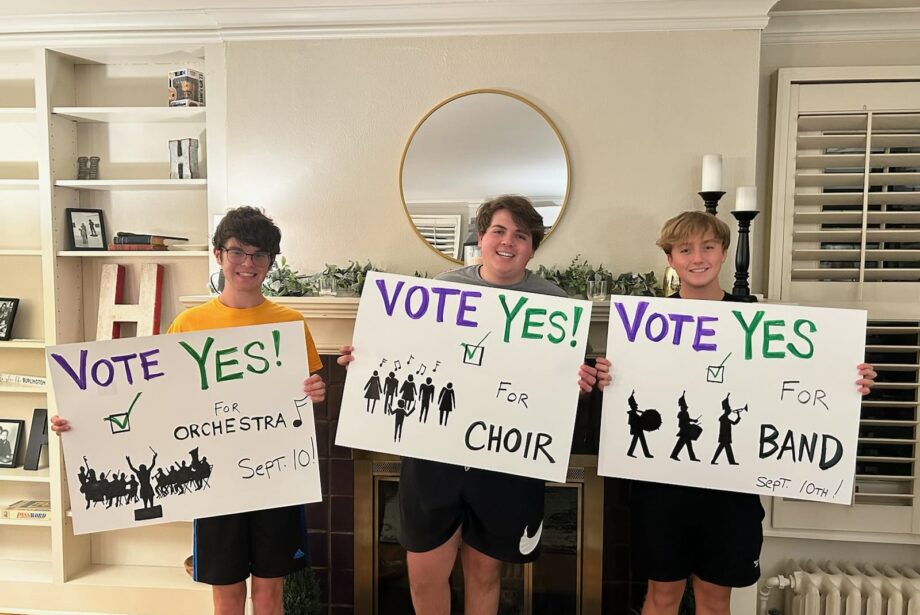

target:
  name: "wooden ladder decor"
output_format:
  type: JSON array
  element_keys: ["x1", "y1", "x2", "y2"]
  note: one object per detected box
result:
[{"x1": 96, "y1": 263, "x2": 164, "y2": 341}]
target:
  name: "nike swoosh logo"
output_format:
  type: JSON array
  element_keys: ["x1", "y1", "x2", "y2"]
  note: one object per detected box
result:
[{"x1": 518, "y1": 521, "x2": 543, "y2": 556}]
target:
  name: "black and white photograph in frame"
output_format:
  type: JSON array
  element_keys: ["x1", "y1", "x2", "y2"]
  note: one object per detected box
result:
[
  {"x1": 0, "y1": 298, "x2": 19, "y2": 341},
  {"x1": 65, "y1": 208, "x2": 107, "y2": 251},
  {"x1": 0, "y1": 419, "x2": 25, "y2": 468}
]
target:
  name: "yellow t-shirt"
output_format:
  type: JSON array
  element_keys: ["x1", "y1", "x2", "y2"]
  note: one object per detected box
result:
[{"x1": 167, "y1": 297, "x2": 323, "y2": 373}]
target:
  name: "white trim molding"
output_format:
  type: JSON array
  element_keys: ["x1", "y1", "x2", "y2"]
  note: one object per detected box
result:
[
  {"x1": 764, "y1": 7, "x2": 920, "y2": 44},
  {"x1": 0, "y1": 0, "x2": 776, "y2": 46}
]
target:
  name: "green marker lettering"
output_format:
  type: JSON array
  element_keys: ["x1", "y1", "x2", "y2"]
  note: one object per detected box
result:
[
  {"x1": 547, "y1": 310, "x2": 568, "y2": 344},
  {"x1": 179, "y1": 337, "x2": 215, "y2": 390},
  {"x1": 732, "y1": 310, "x2": 764, "y2": 360},
  {"x1": 216, "y1": 346, "x2": 244, "y2": 382},
  {"x1": 499, "y1": 294, "x2": 528, "y2": 342},
  {"x1": 762, "y1": 320, "x2": 786, "y2": 359},
  {"x1": 244, "y1": 340, "x2": 270, "y2": 374},
  {"x1": 522, "y1": 308, "x2": 547, "y2": 340},
  {"x1": 788, "y1": 319, "x2": 817, "y2": 359}
]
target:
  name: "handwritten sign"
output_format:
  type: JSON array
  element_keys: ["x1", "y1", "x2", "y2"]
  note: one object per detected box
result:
[
  {"x1": 335, "y1": 272, "x2": 591, "y2": 483},
  {"x1": 598, "y1": 296, "x2": 867, "y2": 504},
  {"x1": 46, "y1": 322, "x2": 321, "y2": 534}
]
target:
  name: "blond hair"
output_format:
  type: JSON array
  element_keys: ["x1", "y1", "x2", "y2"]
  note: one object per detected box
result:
[{"x1": 656, "y1": 211, "x2": 731, "y2": 255}]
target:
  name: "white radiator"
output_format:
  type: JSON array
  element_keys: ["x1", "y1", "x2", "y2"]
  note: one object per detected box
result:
[{"x1": 778, "y1": 560, "x2": 920, "y2": 615}]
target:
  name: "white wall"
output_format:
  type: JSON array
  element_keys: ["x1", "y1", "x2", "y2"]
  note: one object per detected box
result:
[{"x1": 224, "y1": 30, "x2": 762, "y2": 284}]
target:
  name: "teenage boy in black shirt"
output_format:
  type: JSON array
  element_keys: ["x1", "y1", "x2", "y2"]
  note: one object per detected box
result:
[{"x1": 623, "y1": 211, "x2": 876, "y2": 615}]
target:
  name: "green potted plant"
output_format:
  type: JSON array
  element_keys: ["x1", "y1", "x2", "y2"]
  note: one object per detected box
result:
[
  {"x1": 536, "y1": 255, "x2": 614, "y2": 298},
  {"x1": 610, "y1": 271, "x2": 664, "y2": 297},
  {"x1": 263, "y1": 256, "x2": 312, "y2": 297},
  {"x1": 283, "y1": 566, "x2": 321, "y2": 615},
  {"x1": 314, "y1": 260, "x2": 377, "y2": 296}
]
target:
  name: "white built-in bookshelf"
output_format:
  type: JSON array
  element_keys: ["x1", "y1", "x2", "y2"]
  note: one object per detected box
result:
[{"x1": 0, "y1": 44, "x2": 221, "y2": 613}]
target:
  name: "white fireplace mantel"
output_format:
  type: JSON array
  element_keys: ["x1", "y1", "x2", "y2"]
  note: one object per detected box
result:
[{"x1": 179, "y1": 294, "x2": 613, "y2": 355}]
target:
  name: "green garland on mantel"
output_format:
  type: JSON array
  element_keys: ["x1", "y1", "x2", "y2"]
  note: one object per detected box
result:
[
  {"x1": 536, "y1": 255, "x2": 665, "y2": 298},
  {"x1": 259, "y1": 255, "x2": 665, "y2": 298}
]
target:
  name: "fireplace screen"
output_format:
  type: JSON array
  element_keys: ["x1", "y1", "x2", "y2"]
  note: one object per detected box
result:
[{"x1": 356, "y1": 457, "x2": 602, "y2": 615}]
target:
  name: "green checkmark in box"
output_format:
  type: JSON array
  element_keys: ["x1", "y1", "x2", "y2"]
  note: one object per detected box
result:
[{"x1": 103, "y1": 391, "x2": 142, "y2": 434}]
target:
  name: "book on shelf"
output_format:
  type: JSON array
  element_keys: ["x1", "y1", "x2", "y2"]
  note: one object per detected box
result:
[
  {"x1": 108, "y1": 244, "x2": 170, "y2": 251},
  {"x1": 0, "y1": 372, "x2": 46, "y2": 387},
  {"x1": 115, "y1": 232, "x2": 188, "y2": 245},
  {"x1": 2, "y1": 499, "x2": 51, "y2": 520}
]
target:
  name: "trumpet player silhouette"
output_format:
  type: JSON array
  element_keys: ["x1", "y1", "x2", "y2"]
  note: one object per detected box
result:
[
  {"x1": 670, "y1": 391, "x2": 701, "y2": 462},
  {"x1": 711, "y1": 393, "x2": 746, "y2": 465},
  {"x1": 626, "y1": 390, "x2": 654, "y2": 458}
]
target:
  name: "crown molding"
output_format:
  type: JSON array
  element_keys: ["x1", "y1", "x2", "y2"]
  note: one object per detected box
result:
[
  {"x1": 763, "y1": 7, "x2": 920, "y2": 44},
  {"x1": 0, "y1": 1, "x2": 775, "y2": 46}
]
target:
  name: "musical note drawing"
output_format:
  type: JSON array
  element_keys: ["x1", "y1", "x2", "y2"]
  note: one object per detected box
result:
[
  {"x1": 433, "y1": 360, "x2": 441, "y2": 373},
  {"x1": 292, "y1": 395, "x2": 310, "y2": 428},
  {"x1": 407, "y1": 354, "x2": 414, "y2": 366},
  {"x1": 379, "y1": 358, "x2": 387, "y2": 368},
  {"x1": 416, "y1": 364, "x2": 427, "y2": 375},
  {"x1": 394, "y1": 360, "x2": 402, "y2": 371}
]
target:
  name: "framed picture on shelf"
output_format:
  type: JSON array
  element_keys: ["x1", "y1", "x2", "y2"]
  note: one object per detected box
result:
[
  {"x1": 0, "y1": 418, "x2": 24, "y2": 468},
  {"x1": 0, "y1": 298, "x2": 18, "y2": 341},
  {"x1": 65, "y1": 208, "x2": 107, "y2": 251}
]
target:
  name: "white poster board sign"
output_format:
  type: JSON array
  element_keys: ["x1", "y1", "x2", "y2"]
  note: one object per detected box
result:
[
  {"x1": 335, "y1": 272, "x2": 591, "y2": 483},
  {"x1": 47, "y1": 321, "x2": 321, "y2": 534},
  {"x1": 599, "y1": 296, "x2": 867, "y2": 505}
]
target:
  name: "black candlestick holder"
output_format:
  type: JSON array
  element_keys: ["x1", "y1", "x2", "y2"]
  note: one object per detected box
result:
[
  {"x1": 731, "y1": 210, "x2": 760, "y2": 302},
  {"x1": 698, "y1": 191, "x2": 725, "y2": 215}
]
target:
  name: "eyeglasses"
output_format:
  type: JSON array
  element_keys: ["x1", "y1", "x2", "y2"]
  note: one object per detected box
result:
[{"x1": 220, "y1": 246, "x2": 273, "y2": 267}]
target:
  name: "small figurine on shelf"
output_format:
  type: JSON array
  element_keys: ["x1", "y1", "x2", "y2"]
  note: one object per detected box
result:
[
  {"x1": 169, "y1": 139, "x2": 200, "y2": 179},
  {"x1": 77, "y1": 156, "x2": 100, "y2": 180},
  {"x1": 167, "y1": 68, "x2": 205, "y2": 107}
]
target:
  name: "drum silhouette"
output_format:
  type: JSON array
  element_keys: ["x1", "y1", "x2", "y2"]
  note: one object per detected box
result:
[
  {"x1": 686, "y1": 423, "x2": 703, "y2": 441},
  {"x1": 639, "y1": 409, "x2": 662, "y2": 431}
]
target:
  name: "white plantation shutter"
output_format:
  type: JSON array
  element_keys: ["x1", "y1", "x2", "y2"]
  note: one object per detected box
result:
[
  {"x1": 410, "y1": 214, "x2": 462, "y2": 260},
  {"x1": 769, "y1": 72, "x2": 920, "y2": 535},
  {"x1": 790, "y1": 113, "x2": 920, "y2": 287}
]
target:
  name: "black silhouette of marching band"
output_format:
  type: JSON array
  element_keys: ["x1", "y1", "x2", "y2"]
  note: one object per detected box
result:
[
  {"x1": 77, "y1": 447, "x2": 213, "y2": 511},
  {"x1": 625, "y1": 391, "x2": 748, "y2": 465}
]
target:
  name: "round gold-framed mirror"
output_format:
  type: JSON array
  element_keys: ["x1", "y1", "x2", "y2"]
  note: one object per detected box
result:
[{"x1": 399, "y1": 89, "x2": 570, "y2": 264}]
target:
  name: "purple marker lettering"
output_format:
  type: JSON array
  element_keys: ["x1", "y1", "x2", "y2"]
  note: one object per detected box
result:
[
  {"x1": 376, "y1": 279, "x2": 404, "y2": 316},
  {"x1": 50, "y1": 350, "x2": 88, "y2": 390},
  {"x1": 405, "y1": 286, "x2": 430, "y2": 319},
  {"x1": 644, "y1": 313, "x2": 668, "y2": 342},
  {"x1": 668, "y1": 313, "x2": 694, "y2": 345},
  {"x1": 692, "y1": 316, "x2": 718, "y2": 352},
  {"x1": 110, "y1": 353, "x2": 139, "y2": 385},
  {"x1": 431, "y1": 287, "x2": 461, "y2": 322},
  {"x1": 139, "y1": 349, "x2": 165, "y2": 381},
  {"x1": 457, "y1": 291, "x2": 481, "y2": 327},
  {"x1": 614, "y1": 301, "x2": 648, "y2": 342},
  {"x1": 91, "y1": 359, "x2": 115, "y2": 387}
]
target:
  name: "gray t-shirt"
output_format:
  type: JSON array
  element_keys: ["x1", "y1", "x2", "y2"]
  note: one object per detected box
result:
[{"x1": 436, "y1": 265, "x2": 567, "y2": 297}]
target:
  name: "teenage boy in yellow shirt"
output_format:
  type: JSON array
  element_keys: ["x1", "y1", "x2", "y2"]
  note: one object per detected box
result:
[{"x1": 53, "y1": 206, "x2": 326, "y2": 615}]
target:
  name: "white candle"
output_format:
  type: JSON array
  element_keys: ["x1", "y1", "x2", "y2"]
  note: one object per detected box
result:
[
  {"x1": 735, "y1": 186, "x2": 757, "y2": 211},
  {"x1": 701, "y1": 154, "x2": 722, "y2": 192}
]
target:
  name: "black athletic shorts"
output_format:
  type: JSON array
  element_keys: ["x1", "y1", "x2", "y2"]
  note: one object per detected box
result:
[
  {"x1": 399, "y1": 458, "x2": 545, "y2": 564},
  {"x1": 630, "y1": 481, "x2": 764, "y2": 588},
  {"x1": 192, "y1": 505, "x2": 309, "y2": 585}
]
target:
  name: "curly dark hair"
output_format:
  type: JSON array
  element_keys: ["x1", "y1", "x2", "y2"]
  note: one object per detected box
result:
[
  {"x1": 212, "y1": 206, "x2": 282, "y2": 256},
  {"x1": 475, "y1": 195, "x2": 545, "y2": 251}
]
